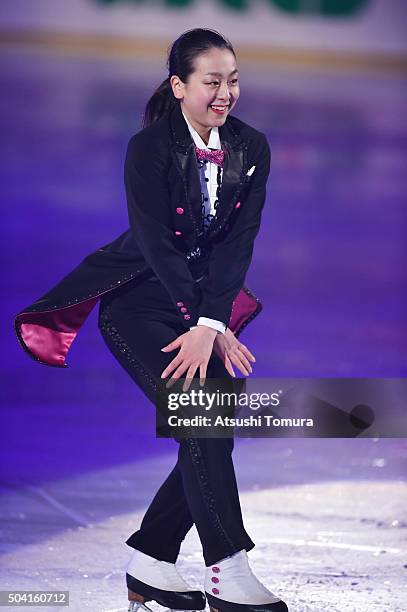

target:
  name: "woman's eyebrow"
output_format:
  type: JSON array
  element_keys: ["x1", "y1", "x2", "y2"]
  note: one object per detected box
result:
[{"x1": 204, "y1": 69, "x2": 239, "y2": 76}]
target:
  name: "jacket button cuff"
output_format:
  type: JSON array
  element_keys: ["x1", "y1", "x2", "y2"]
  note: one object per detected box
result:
[
  {"x1": 235, "y1": 201, "x2": 241, "y2": 208},
  {"x1": 180, "y1": 307, "x2": 187, "y2": 313},
  {"x1": 175, "y1": 230, "x2": 182, "y2": 236},
  {"x1": 183, "y1": 314, "x2": 191, "y2": 320},
  {"x1": 176, "y1": 302, "x2": 184, "y2": 307},
  {"x1": 176, "y1": 207, "x2": 184, "y2": 214}
]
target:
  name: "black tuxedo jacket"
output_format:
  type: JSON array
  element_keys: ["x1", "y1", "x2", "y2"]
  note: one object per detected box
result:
[{"x1": 14, "y1": 101, "x2": 271, "y2": 367}]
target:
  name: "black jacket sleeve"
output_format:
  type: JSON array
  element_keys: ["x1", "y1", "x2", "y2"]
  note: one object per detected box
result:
[
  {"x1": 197, "y1": 133, "x2": 271, "y2": 326},
  {"x1": 124, "y1": 134, "x2": 202, "y2": 328}
]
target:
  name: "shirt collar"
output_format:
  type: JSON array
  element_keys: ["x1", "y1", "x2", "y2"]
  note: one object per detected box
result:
[{"x1": 181, "y1": 109, "x2": 221, "y2": 150}]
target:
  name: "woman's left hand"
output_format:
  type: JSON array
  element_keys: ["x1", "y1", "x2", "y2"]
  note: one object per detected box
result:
[{"x1": 213, "y1": 328, "x2": 256, "y2": 378}]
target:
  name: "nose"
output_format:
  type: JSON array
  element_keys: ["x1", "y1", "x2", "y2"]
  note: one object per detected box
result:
[{"x1": 216, "y1": 81, "x2": 231, "y2": 103}]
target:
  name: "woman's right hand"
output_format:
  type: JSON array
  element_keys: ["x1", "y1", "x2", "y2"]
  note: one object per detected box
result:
[{"x1": 213, "y1": 328, "x2": 256, "y2": 378}]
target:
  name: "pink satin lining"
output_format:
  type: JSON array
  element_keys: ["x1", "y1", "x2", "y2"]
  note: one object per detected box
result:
[
  {"x1": 229, "y1": 289, "x2": 258, "y2": 334},
  {"x1": 17, "y1": 297, "x2": 99, "y2": 367},
  {"x1": 16, "y1": 288, "x2": 258, "y2": 367}
]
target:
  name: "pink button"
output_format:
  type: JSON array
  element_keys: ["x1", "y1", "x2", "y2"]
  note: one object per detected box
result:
[
  {"x1": 176, "y1": 302, "x2": 183, "y2": 307},
  {"x1": 180, "y1": 307, "x2": 187, "y2": 313},
  {"x1": 175, "y1": 230, "x2": 182, "y2": 236},
  {"x1": 184, "y1": 314, "x2": 191, "y2": 320},
  {"x1": 234, "y1": 201, "x2": 241, "y2": 209},
  {"x1": 212, "y1": 566, "x2": 220, "y2": 573},
  {"x1": 211, "y1": 576, "x2": 219, "y2": 583},
  {"x1": 212, "y1": 588, "x2": 219, "y2": 595},
  {"x1": 176, "y1": 207, "x2": 184, "y2": 214}
]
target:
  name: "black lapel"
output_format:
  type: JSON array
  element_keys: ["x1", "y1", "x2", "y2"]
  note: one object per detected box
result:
[{"x1": 169, "y1": 101, "x2": 248, "y2": 241}]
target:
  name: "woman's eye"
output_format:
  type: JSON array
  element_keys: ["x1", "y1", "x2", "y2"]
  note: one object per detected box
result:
[{"x1": 206, "y1": 79, "x2": 238, "y2": 86}]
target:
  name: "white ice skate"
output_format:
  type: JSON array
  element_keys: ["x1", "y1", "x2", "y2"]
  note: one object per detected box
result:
[
  {"x1": 126, "y1": 548, "x2": 206, "y2": 611},
  {"x1": 204, "y1": 549, "x2": 289, "y2": 612}
]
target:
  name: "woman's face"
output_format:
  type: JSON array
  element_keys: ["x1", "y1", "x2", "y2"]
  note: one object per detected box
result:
[{"x1": 171, "y1": 47, "x2": 240, "y2": 139}]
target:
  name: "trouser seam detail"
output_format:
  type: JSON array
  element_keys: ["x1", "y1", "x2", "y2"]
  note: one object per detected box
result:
[
  {"x1": 98, "y1": 302, "x2": 157, "y2": 393},
  {"x1": 186, "y1": 438, "x2": 240, "y2": 557}
]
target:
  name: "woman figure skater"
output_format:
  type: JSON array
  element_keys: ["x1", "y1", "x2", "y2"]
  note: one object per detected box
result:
[{"x1": 14, "y1": 28, "x2": 288, "y2": 612}]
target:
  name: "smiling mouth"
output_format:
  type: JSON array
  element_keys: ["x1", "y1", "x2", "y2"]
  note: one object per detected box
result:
[{"x1": 209, "y1": 104, "x2": 230, "y2": 112}]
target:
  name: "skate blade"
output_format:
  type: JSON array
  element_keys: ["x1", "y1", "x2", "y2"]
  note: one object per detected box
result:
[
  {"x1": 128, "y1": 604, "x2": 201, "y2": 612},
  {"x1": 128, "y1": 602, "x2": 153, "y2": 612}
]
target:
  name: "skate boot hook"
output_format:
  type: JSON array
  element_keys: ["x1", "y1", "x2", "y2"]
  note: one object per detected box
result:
[
  {"x1": 126, "y1": 548, "x2": 206, "y2": 611},
  {"x1": 205, "y1": 550, "x2": 289, "y2": 612}
]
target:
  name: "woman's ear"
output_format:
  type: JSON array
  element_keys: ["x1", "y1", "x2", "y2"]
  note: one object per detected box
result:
[{"x1": 170, "y1": 75, "x2": 184, "y2": 101}]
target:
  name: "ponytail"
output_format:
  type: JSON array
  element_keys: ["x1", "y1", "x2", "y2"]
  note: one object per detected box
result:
[{"x1": 142, "y1": 77, "x2": 178, "y2": 129}]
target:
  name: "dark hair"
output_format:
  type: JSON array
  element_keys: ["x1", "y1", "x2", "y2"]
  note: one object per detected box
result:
[{"x1": 142, "y1": 28, "x2": 236, "y2": 128}]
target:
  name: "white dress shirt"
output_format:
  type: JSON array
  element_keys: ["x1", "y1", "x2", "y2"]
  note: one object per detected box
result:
[{"x1": 181, "y1": 110, "x2": 226, "y2": 335}]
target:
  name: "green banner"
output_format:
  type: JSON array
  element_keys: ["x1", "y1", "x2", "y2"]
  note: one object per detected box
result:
[
  {"x1": 94, "y1": 0, "x2": 370, "y2": 16},
  {"x1": 272, "y1": 0, "x2": 368, "y2": 15}
]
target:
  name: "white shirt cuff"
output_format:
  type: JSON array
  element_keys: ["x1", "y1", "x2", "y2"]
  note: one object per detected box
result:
[{"x1": 191, "y1": 317, "x2": 226, "y2": 334}]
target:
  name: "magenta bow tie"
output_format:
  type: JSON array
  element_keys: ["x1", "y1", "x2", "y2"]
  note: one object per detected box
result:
[{"x1": 195, "y1": 146, "x2": 225, "y2": 168}]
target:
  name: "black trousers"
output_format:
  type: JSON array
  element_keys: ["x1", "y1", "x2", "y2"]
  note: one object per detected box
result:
[{"x1": 98, "y1": 273, "x2": 255, "y2": 567}]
